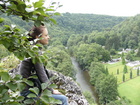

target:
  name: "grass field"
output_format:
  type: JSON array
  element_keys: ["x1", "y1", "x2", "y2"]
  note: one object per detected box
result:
[
  {"x1": 104, "y1": 61, "x2": 138, "y2": 84},
  {"x1": 104, "y1": 61, "x2": 140, "y2": 105},
  {"x1": 118, "y1": 76, "x2": 140, "y2": 105}
]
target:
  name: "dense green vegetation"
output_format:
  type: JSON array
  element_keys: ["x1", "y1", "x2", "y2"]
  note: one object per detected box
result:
[
  {"x1": 53, "y1": 13, "x2": 126, "y2": 34},
  {"x1": 0, "y1": 0, "x2": 63, "y2": 105}
]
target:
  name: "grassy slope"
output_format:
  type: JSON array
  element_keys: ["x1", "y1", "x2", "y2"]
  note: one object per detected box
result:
[{"x1": 118, "y1": 76, "x2": 140, "y2": 105}]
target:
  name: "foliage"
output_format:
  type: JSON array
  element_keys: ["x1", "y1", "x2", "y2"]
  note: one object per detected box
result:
[
  {"x1": 123, "y1": 65, "x2": 128, "y2": 74},
  {"x1": 137, "y1": 68, "x2": 139, "y2": 76},
  {"x1": 45, "y1": 46, "x2": 75, "y2": 78},
  {"x1": 0, "y1": 71, "x2": 61, "y2": 105},
  {"x1": 83, "y1": 91, "x2": 95, "y2": 105},
  {"x1": 75, "y1": 43, "x2": 110, "y2": 70},
  {"x1": 110, "y1": 49, "x2": 116, "y2": 55},
  {"x1": 107, "y1": 96, "x2": 132, "y2": 105},
  {"x1": 0, "y1": 0, "x2": 62, "y2": 104},
  {"x1": 130, "y1": 70, "x2": 132, "y2": 79},
  {"x1": 0, "y1": 54, "x2": 20, "y2": 70},
  {"x1": 0, "y1": 44, "x2": 10, "y2": 59},
  {"x1": 121, "y1": 56, "x2": 126, "y2": 65},
  {"x1": 105, "y1": 35, "x2": 121, "y2": 50},
  {"x1": 53, "y1": 13, "x2": 126, "y2": 34},
  {"x1": 95, "y1": 74, "x2": 118, "y2": 104},
  {"x1": 117, "y1": 69, "x2": 119, "y2": 75},
  {"x1": 89, "y1": 62, "x2": 106, "y2": 85},
  {"x1": 105, "y1": 67, "x2": 109, "y2": 75},
  {"x1": 0, "y1": 0, "x2": 62, "y2": 64},
  {"x1": 123, "y1": 74, "x2": 125, "y2": 82},
  {"x1": 126, "y1": 52, "x2": 134, "y2": 61},
  {"x1": 136, "y1": 47, "x2": 140, "y2": 57},
  {"x1": 0, "y1": 0, "x2": 62, "y2": 26}
]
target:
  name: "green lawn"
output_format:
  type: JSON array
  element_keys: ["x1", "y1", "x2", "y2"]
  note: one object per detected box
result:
[
  {"x1": 118, "y1": 76, "x2": 140, "y2": 105},
  {"x1": 104, "y1": 61, "x2": 138, "y2": 84},
  {"x1": 104, "y1": 61, "x2": 140, "y2": 104}
]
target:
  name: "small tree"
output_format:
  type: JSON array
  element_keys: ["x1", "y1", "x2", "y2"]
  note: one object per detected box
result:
[
  {"x1": 137, "y1": 68, "x2": 139, "y2": 76},
  {"x1": 117, "y1": 68, "x2": 119, "y2": 75},
  {"x1": 95, "y1": 74, "x2": 118, "y2": 104},
  {"x1": 106, "y1": 67, "x2": 109, "y2": 75},
  {"x1": 123, "y1": 65, "x2": 128, "y2": 74},
  {"x1": 130, "y1": 70, "x2": 132, "y2": 79},
  {"x1": 122, "y1": 56, "x2": 126, "y2": 65},
  {"x1": 126, "y1": 53, "x2": 134, "y2": 61},
  {"x1": 123, "y1": 74, "x2": 125, "y2": 82}
]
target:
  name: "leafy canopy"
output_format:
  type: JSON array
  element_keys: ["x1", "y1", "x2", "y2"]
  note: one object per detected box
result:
[{"x1": 0, "y1": 0, "x2": 62, "y2": 64}]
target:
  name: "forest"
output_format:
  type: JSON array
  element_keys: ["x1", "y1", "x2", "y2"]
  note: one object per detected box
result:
[{"x1": 1, "y1": 0, "x2": 140, "y2": 104}]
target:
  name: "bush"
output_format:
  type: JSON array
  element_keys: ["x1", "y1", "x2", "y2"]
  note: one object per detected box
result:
[
  {"x1": 0, "y1": 54, "x2": 20, "y2": 70},
  {"x1": 83, "y1": 91, "x2": 95, "y2": 104},
  {"x1": 0, "y1": 71, "x2": 61, "y2": 105}
]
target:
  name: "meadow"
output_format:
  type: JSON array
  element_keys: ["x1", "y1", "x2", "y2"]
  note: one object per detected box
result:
[
  {"x1": 104, "y1": 61, "x2": 140, "y2": 105},
  {"x1": 104, "y1": 61, "x2": 138, "y2": 84},
  {"x1": 118, "y1": 76, "x2": 140, "y2": 105}
]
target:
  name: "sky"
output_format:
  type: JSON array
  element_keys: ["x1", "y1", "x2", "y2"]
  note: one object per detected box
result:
[
  {"x1": 30, "y1": 0, "x2": 140, "y2": 17},
  {"x1": 44, "y1": 0, "x2": 140, "y2": 17}
]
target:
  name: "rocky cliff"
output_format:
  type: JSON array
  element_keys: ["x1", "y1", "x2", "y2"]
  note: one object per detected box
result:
[{"x1": 10, "y1": 66, "x2": 89, "y2": 105}]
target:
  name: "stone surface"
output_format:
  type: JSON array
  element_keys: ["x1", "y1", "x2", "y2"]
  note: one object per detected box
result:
[
  {"x1": 48, "y1": 70, "x2": 89, "y2": 105},
  {"x1": 9, "y1": 67, "x2": 89, "y2": 105}
]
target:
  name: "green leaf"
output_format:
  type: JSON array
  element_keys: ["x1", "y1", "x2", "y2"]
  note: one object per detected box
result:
[
  {"x1": 34, "y1": 20, "x2": 42, "y2": 27},
  {"x1": 6, "y1": 82, "x2": 17, "y2": 91},
  {"x1": 27, "y1": 93, "x2": 37, "y2": 98},
  {"x1": 0, "y1": 18, "x2": 4, "y2": 23},
  {"x1": 34, "y1": 0, "x2": 44, "y2": 8},
  {"x1": 16, "y1": 96, "x2": 24, "y2": 101},
  {"x1": 17, "y1": 82, "x2": 26, "y2": 91},
  {"x1": 17, "y1": 4, "x2": 26, "y2": 12},
  {"x1": 1, "y1": 89, "x2": 8, "y2": 95},
  {"x1": 59, "y1": 5, "x2": 63, "y2": 8},
  {"x1": 29, "y1": 87, "x2": 39, "y2": 95},
  {"x1": 49, "y1": 18, "x2": 57, "y2": 24},
  {"x1": 46, "y1": 9, "x2": 55, "y2": 11},
  {"x1": 41, "y1": 83, "x2": 49, "y2": 90},
  {"x1": 28, "y1": 51, "x2": 34, "y2": 57},
  {"x1": 48, "y1": 84, "x2": 57, "y2": 88},
  {"x1": 40, "y1": 95, "x2": 49, "y2": 104},
  {"x1": 54, "y1": 12, "x2": 61, "y2": 16},
  {"x1": 13, "y1": 74, "x2": 22, "y2": 80},
  {"x1": 0, "y1": 84, "x2": 9, "y2": 94},
  {"x1": 0, "y1": 72, "x2": 10, "y2": 82},
  {"x1": 37, "y1": 15, "x2": 44, "y2": 21},
  {"x1": 4, "y1": 25, "x2": 11, "y2": 29},
  {"x1": 23, "y1": 99, "x2": 34, "y2": 104},
  {"x1": 40, "y1": 95, "x2": 62, "y2": 104},
  {"x1": 49, "y1": 97, "x2": 62, "y2": 104},
  {"x1": 2, "y1": 92, "x2": 10, "y2": 101},
  {"x1": 29, "y1": 75, "x2": 38, "y2": 79},
  {"x1": 6, "y1": 102, "x2": 21, "y2": 105},
  {"x1": 24, "y1": 79, "x2": 34, "y2": 86},
  {"x1": 51, "y1": 2, "x2": 56, "y2": 5},
  {"x1": 41, "y1": 89, "x2": 52, "y2": 97}
]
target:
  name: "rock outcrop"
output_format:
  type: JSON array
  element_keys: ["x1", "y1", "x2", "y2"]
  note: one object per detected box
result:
[{"x1": 9, "y1": 66, "x2": 89, "y2": 105}]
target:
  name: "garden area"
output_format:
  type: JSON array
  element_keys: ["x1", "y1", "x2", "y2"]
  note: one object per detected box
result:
[
  {"x1": 104, "y1": 59, "x2": 140, "y2": 105},
  {"x1": 104, "y1": 59, "x2": 140, "y2": 84}
]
